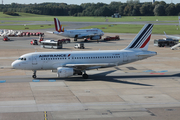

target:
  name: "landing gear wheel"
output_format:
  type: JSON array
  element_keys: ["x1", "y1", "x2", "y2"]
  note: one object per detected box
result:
[
  {"x1": 32, "y1": 75, "x2": 36, "y2": 78},
  {"x1": 32, "y1": 70, "x2": 37, "y2": 79},
  {"x1": 82, "y1": 74, "x2": 88, "y2": 79}
]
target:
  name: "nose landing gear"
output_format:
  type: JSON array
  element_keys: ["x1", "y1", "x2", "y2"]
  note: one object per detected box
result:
[{"x1": 32, "y1": 70, "x2": 37, "y2": 78}]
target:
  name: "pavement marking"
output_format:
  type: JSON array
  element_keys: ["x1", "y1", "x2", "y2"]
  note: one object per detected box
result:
[
  {"x1": 44, "y1": 111, "x2": 48, "y2": 120},
  {"x1": 0, "y1": 80, "x2": 6, "y2": 83},
  {"x1": 32, "y1": 79, "x2": 40, "y2": 82},
  {"x1": 144, "y1": 70, "x2": 168, "y2": 73},
  {"x1": 126, "y1": 67, "x2": 137, "y2": 70},
  {"x1": 48, "y1": 79, "x2": 56, "y2": 82},
  {"x1": 157, "y1": 70, "x2": 168, "y2": 73},
  {"x1": 144, "y1": 70, "x2": 154, "y2": 72},
  {"x1": 150, "y1": 73, "x2": 165, "y2": 75}
]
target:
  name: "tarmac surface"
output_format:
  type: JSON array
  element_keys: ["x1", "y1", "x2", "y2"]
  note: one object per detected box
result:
[{"x1": 1, "y1": 29, "x2": 180, "y2": 119}]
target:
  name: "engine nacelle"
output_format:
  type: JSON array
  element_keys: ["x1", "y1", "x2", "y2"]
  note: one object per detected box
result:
[
  {"x1": 92, "y1": 36, "x2": 101, "y2": 40},
  {"x1": 57, "y1": 67, "x2": 74, "y2": 78}
]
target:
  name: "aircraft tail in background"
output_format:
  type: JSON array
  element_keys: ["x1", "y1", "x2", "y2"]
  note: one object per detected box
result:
[{"x1": 54, "y1": 18, "x2": 65, "y2": 32}]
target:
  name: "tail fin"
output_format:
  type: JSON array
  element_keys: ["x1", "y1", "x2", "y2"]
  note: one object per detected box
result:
[
  {"x1": 54, "y1": 18, "x2": 64, "y2": 32},
  {"x1": 164, "y1": 31, "x2": 169, "y2": 38},
  {"x1": 125, "y1": 24, "x2": 153, "y2": 51}
]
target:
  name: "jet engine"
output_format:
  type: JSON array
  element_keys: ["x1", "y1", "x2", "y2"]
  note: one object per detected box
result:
[
  {"x1": 57, "y1": 67, "x2": 74, "y2": 78},
  {"x1": 92, "y1": 36, "x2": 101, "y2": 40}
]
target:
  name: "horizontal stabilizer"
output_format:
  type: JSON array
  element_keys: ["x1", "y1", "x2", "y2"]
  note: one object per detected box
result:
[{"x1": 136, "y1": 51, "x2": 157, "y2": 56}]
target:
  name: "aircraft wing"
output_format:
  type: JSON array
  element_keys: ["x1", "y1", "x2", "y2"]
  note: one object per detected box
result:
[
  {"x1": 164, "y1": 31, "x2": 180, "y2": 40},
  {"x1": 65, "y1": 63, "x2": 116, "y2": 70}
]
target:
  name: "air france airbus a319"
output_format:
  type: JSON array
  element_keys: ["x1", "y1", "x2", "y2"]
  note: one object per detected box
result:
[
  {"x1": 48, "y1": 18, "x2": 104, "y2": 41},
  {"x1": 12, "y1": 24, "x2": 157, "y2": 79}
]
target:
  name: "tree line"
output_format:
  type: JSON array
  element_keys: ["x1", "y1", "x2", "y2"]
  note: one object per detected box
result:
[{"x1": 0, "y1": 1, "x2": 180, "y2": 16}]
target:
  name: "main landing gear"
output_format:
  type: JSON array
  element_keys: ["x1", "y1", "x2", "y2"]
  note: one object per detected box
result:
[
  {"x1": 82, "y1": 71, "x2": 88, "y2": 79},
  {"x1": 32, "y1": 70, "x2": 37, "y2": 78}
]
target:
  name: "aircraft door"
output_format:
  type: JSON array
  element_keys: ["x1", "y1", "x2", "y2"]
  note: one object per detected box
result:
[
  {"x1": 32, "y1": 54, "x2": 37, "y2": 65},
  {"x1": 123, "y1": 53, "x2": 128, "y2": 62}
]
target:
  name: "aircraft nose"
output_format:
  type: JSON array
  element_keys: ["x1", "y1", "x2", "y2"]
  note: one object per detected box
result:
[{"x1": 11, "y1": 61, "x2": 19, "y2": 69}]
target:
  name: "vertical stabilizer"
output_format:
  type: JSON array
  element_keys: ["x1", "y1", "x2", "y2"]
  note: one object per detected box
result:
[
  {"x1": 54, "y1": 18, "x2": 64, "y2": 32},
  {"x1": 125, "y1": 24, "x2": 153, "y2": 51}
]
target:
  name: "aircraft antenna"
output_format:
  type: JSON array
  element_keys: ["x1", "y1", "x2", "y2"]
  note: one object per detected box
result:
[{"x1": 2, "y1": 0, "x2": 3, "y2": 4}]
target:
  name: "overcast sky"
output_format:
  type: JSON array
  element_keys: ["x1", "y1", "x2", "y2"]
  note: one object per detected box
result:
[{"x1": 2, "y1": 0, "x2": 179, "y2": 5}]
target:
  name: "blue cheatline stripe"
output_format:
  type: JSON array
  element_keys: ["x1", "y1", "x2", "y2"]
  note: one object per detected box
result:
[
  {"x1": 32, "y1": 80, "x2": 40, "y2": 82},
  {"x1": 0, "y1": 80, "x2": 6, "y2": 83},
  {"x1": 48, "y1": 80, "x2": 56, "y2": 82}
]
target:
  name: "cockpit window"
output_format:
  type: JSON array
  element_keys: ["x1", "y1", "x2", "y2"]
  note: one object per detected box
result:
[{"x1": 18, "y1": 58, "x2": 26, "y2": 61}]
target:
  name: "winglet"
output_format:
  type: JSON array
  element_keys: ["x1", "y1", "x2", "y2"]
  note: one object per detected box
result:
[{"x1": 125, "y1": 24, "x2": 153, "y2": 51}]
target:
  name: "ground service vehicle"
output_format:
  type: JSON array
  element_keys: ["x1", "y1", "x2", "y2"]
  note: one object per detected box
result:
[
  {"x1": 104, "y1": 35, "x2": 120, "y2": 41},
  {"x1": 30, "y1": 40, "x2": 38, "y2": 45},
  {"x1": 74, "y1": 43, "x2": 84, "y2": 49},
  {"x1": 58, "y1": 39, "x2": 70, "y2": 43},
  {"x1": 41, "y1": 40, "x2": 62, "y2": 49},
  {"x1": 154, "y1": 38, "x2": 179, "y2": 47},
  {"x1": 3, "y1": 36, "x2": 10, "y2": 41}
]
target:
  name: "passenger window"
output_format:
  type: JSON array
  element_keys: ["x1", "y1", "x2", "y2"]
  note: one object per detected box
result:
[{"x1": 24, "y1": 58, "x2": 26, "y2": 60}]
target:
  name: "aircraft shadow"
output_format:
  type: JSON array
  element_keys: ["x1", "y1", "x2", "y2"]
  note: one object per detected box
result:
[{"x1": 34, "y1": 70, "x2": 180, "y2": 86}]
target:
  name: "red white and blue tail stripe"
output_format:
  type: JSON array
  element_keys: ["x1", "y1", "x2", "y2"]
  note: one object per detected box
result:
[
  {"x1": 54, "y1": 18, "x2": 64, "y2": 32},
  {"x1": 125, "y1": 24, "x2": 153, "y2": 51}
]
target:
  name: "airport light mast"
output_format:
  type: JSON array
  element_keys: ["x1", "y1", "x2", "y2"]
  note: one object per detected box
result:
[{"x1": 152, "y1": 0, "x2": 155, "y2": 4}]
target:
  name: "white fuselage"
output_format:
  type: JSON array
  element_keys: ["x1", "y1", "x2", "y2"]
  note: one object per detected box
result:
[
  {"x1": 11, "y1": 50, "x2": 156, "y2": 71},
  {"x1": 55, "y1": 28, "x2": 104, "y2": 39}
]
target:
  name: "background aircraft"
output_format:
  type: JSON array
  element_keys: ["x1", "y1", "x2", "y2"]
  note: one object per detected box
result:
[
  {"x1": 163, "y1": 16, "x2": 180, "y2": 40},
  {"x1": 12, "y1": 24, "x2": 156, "y2": 79},
  {"x1": 164, "y1": 31, "x2": 180, "y2": 40},
  {"x1": 49, "y1": 18, "x2": 104, "y2": 41}
]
